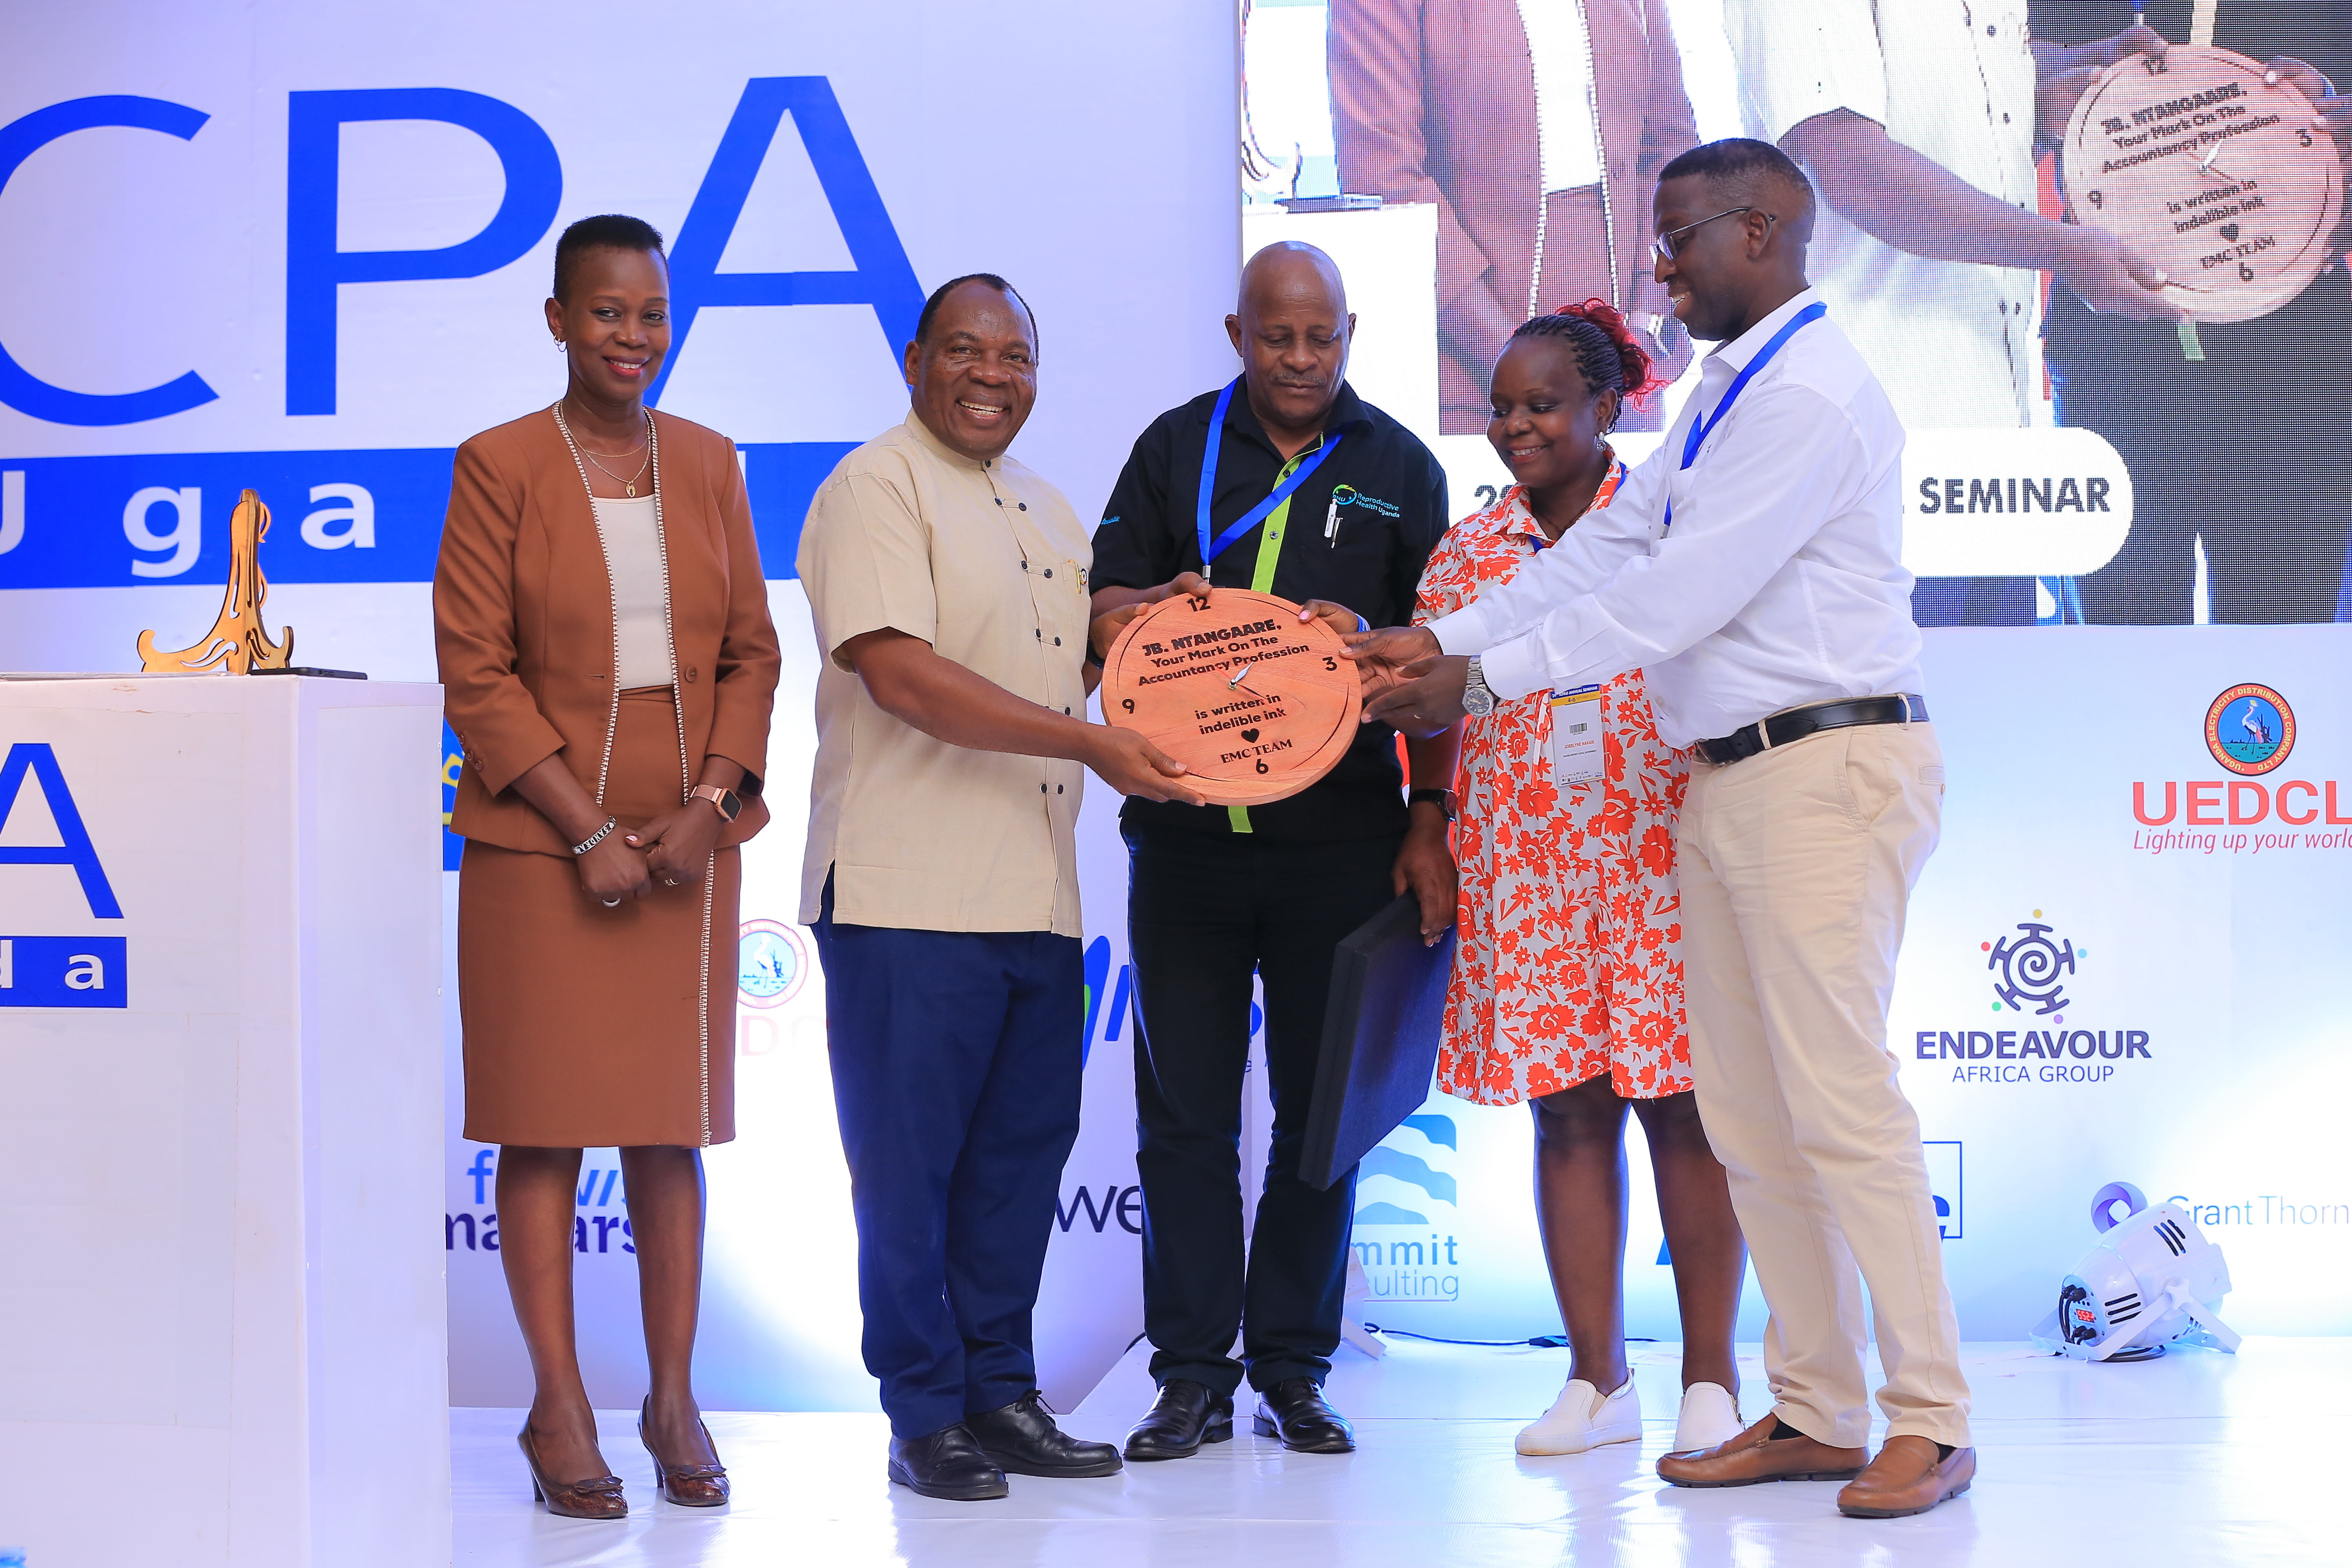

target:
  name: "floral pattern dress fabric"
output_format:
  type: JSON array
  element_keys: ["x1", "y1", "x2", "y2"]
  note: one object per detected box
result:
[{"x1": 1415, "y1": 476, "x2": 1691, "y2": 1105}]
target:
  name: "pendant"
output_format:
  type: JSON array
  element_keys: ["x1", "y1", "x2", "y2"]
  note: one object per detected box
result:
[{"x1": 624, "y1": 483, "x2": 636, "y2": 497}]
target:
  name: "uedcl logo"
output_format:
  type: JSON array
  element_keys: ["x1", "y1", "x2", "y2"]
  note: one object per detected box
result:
[
  {"x1": 0, "y1": 742, "x2": 127, "y2": 1009},
  {"x1": 1912, "y1": 909, "x2": 2148, "y2": 1086}
]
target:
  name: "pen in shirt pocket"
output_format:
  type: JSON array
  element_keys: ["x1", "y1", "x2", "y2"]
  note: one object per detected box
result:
[{"x1": 1325, "y1": 496, "x2": 1341, "y2": 546}]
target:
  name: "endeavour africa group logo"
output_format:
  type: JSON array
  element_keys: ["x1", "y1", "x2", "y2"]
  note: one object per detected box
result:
[
  {"x1": 737, "y1": 919, "x2": 808, "y2": 1008},
  {"x1": 1984, "y1": 911, "x2": 2080, "y2": 1018},
  {"x1": 1921, "y1": 908, "x2": 2148, "y2": 1082},
  {"x1": 2205, "y1": 683, "x2": 2294, "y2": 776}
]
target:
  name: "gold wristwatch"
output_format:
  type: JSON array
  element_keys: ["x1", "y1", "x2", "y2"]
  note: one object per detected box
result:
[{"x1": 691, "y1": 784, "x2": 743, "y2": 823}]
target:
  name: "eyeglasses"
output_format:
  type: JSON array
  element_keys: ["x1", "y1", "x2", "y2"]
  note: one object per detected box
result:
[{"x1": 1650, "y1": 206, "x2": 1768, "y2": 262}]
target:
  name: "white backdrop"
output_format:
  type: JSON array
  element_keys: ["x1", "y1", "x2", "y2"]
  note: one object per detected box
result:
[
  {"x1": 6, "y1": 0, "x2": 2348, "y2": 1432},
  {"x1": 0, "y1": 0, "x2": 1237, "y2": 1414}
]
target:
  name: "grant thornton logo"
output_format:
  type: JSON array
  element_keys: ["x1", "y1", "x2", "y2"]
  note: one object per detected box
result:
[
  {"x1": 2205, "y1": 683, "x2": 2294, "y2": 776},
  {"x1": 1984, "y1": 911, "x2": 2078, "y2": 1018}
]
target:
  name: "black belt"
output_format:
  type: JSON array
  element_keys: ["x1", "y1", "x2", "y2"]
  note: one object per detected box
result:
[{"x1": 1695, "y1": 694, "x2": 1928, "y2": 766}]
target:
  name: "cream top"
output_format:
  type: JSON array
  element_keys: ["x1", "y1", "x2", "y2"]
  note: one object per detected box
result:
[
  {"x1": 795, "y1": 413, "x2": 1092, "y2": 937},
  {"x1": 590, "y1": 494, "x2": 674, "y2": 690},
  {"x1": 1519, "y1": 0, "x2": 1601, "y2": 194}
]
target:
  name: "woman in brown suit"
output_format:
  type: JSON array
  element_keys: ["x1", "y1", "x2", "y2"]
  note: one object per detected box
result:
[
  {"x1": 435, "y1": 214, "x2": 781, "y2": 1519},
  {"x1": 1329, "y1": 0, "x2": 1701, "y2": 432}
]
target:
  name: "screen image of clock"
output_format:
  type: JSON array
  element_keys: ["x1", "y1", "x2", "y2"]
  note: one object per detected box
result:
[
  {"x1": 1101, "y1": 589, "x2": 1363, "y2": 807},
  {"x1": 2062, "y1": 45, "x2": 2343, "y2": 325}
]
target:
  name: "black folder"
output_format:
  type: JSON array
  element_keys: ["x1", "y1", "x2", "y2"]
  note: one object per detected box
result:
[{"x1": 1299, "y1": 893, "x2": 1457, "y2": 1191}]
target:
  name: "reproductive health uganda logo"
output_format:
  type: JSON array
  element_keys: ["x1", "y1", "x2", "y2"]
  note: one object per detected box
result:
[{"x1": 2205, "y1": 683, "x2": 2294, "y2": 776}]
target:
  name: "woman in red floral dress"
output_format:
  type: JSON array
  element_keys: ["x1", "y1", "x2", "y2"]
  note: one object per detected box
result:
[{"x1": 1414, "y1": 302, "x2": 1747, "y2": 1458}]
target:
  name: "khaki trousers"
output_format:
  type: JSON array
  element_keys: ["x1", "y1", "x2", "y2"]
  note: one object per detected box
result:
[{"x1": 1674, "y1": 719, "x2": 1970, "y2": 1448}]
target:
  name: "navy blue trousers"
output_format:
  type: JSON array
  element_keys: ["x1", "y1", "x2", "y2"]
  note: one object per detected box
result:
[{"x1": 812, "y1": 881, "x2": 1084, "y2": 1439}]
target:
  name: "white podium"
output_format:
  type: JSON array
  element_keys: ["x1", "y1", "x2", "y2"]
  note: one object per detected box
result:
[{"x1": 0, "y1": 675, "x2": 449, "y2": 1568}]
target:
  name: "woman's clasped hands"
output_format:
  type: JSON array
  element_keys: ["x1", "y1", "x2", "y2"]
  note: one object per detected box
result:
[{"x1": 572, "y1": 806, "x2": 720, "y2": 906}]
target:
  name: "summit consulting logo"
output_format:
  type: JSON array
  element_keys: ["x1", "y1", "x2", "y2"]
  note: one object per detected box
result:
[{"x1": 1912, "y1": 909, "x2": 2152, "y2": 1086}]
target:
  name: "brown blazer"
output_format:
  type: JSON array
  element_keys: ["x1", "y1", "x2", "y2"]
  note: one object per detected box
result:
[
  {"x1": 434, "y1": 407, "x2": 782, "y2": 856},
  {"x1": 1329, "y1": 0, "x2": 1698, "y2": 322}
]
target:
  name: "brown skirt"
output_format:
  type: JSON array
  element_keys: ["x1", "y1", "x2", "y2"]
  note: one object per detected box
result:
[{"x1": 458, "y1": 687, "x2": 737, "y2": 1147}]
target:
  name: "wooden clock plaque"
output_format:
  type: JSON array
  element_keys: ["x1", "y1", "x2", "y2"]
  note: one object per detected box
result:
[
  {"x1": 1100, "y1": 590, "x2": 1363, "y2": 807},
  {"x1": 2061, "y1": 45, "x2": 2343, "y2": 324}
]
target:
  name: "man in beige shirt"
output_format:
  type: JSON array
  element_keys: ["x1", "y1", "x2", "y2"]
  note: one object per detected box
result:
[{"x1": 797, "y1": 274, "x2": 1198, "y2": 1503}]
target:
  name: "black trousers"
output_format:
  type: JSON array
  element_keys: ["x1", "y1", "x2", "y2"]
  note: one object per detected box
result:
[{"x1": 1123, "y1": 822, "x2": 1401, "y2": 1396}]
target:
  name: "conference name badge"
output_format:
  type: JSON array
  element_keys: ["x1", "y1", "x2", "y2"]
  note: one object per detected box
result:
[{"x1": 1548, "y1": 685, "x2": 1605, "y2": 791}]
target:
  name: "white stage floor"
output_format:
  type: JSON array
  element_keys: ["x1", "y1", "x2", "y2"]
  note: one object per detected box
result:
[{"x1": 453, "y1": 1336, "x2": 2345, "y2": 1565}]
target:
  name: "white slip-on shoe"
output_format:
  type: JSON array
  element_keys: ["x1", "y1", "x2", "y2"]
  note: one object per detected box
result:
[
  {"x1": 1673, "y1": 1382, "x2": 1744, "y2": 1452},
  {"x1": 1515, "y1": 1375, "x2": 1642, "y2": 1455}
]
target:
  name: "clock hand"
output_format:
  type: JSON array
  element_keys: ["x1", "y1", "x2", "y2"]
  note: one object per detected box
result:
[{"x1": 1226, "y1": 663, "x2": 1253, "y2": 688}]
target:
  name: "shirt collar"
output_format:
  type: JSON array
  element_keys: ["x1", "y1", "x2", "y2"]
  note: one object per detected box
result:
[
  {"x1": 1706, "y1": 286, "x2": 1825, "y2": 377},
  {"x1": 1212, "y1": 378, "x2": 1371, "y2": 454},
  {"x1": 902, "y1": 408, "x2": 996, "y2": 471},
  {"x1": 1496, "y1": 451, "x2": 1619, "y2": 545}
]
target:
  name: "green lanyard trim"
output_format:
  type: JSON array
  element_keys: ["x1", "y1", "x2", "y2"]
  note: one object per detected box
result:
[{"x1": 1227, "y1": 446, "x2": 1312, "y2": 833}]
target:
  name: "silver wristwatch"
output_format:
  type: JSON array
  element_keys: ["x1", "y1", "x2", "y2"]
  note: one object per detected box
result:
[{"x1": 1463, "y1": 655, "x2": 1497, "y2": 717}]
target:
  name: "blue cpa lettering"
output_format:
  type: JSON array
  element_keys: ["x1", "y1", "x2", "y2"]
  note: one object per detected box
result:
[
  {"x1": 284, "y1": 89, "x2": 564, "y2": 416},
  {"x1": 1, "y1": 75, "x2": 920, "y2": 427},
  {"x1": 0, "y1": 743, "x2": 122, "y2": 917},
  {"x1": 0, "y1": 97, "x2": 219, "y2": 425}
]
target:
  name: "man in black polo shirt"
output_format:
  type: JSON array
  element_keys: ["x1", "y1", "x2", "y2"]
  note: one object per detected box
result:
[{"x1": 1087, "y1": 242, "x2": 1453, "y2": 1460}]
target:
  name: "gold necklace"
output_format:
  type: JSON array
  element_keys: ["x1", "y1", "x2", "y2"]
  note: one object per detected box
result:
[{"x1": 573, "y1": 411, "x2": 653, "y2": 497}]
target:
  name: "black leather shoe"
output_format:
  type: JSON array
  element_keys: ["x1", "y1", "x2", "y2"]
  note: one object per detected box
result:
[
  {"x1": 886, "y1": 1423, "x2": 1009, "y2": 1501},
  {"x1": 1253, "y1": 1377, "x2": 1356, "y2": 1454},
  {"x1": 965, "y1": 1391, "x2": 1123, "y2": 1478},
  {"x1": 1123, "y1": 1378, "x2": 1237, "y2": 1461}
]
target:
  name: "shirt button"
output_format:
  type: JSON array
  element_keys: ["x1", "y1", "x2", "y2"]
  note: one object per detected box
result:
[
  {"x1": 1018, "y1": 502, "x2": 1028, "y2": 511},
  {"x1": 1053, "y1": 637, "x2": 1062, "y2": 646},
  {"x1": 2002, "y1": 111, "x2": 2011, "y2": 123},
  {"x1": 685, "y1": 667, "x2": 699, "y2": 682},
  {"x1": 994, "y1": 497, "x2": 1004, "y2": 506},
  {"x1": 1035, "y1": 628, "x2": 1042, "y2": 639},
  {"x1": 1056, "y1": 784, "x2": 1065, "y2": 794},
  {"x1": 1040, "y1": 783, "x2": 1048, "y2": 793},
  {"x1": 1043, "y1": 568, "x2": 1053, "y2": 578}
]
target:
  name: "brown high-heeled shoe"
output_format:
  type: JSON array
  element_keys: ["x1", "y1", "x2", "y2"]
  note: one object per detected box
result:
[
  {"x1": 639, "y1": 1396, "x2": 731, "y2": 1507},
  {"x1": 517, "y1": 1425, "x2": 627, "y2": 1520}
]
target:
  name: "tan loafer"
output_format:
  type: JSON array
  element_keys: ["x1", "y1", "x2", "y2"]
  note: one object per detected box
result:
[
  {"x1": 1837, "y1": 1434, "x2": 1976, "y2": 1518},
  {"x1": 1657, "y1": 1413, "x2": 1867, "y2": 1488}
]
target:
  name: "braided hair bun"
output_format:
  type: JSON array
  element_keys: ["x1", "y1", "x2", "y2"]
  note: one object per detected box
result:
[{"x1": 1506, "y1": 299, "x2": 1666, "y2": 413}]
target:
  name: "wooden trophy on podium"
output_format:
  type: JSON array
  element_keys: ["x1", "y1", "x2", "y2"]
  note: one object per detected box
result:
[{"x1": 136, "y1": 487, "x2": 295, "y2": 673}]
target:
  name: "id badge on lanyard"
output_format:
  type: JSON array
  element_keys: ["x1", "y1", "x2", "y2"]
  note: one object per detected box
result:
[{"x1": 1548, "y1": 685, "x2": 1605, "y2": 790}]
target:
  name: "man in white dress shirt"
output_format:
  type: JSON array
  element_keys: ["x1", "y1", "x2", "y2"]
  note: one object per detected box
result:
[
  {"x1": 1346, "y1": 138, "x2": 1974, "y2": 1520},
  {"x1": 1723, "y1": 0, "x2": 2176, "y2": 434}
]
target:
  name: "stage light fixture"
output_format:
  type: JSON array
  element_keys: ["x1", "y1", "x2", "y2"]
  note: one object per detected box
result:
[{"x1": 2030, "y1": 1182, "x2": 2241, "y2": 1362}]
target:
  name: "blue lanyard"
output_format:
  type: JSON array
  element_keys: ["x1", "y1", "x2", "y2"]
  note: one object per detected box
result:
[
  {"x1": 1196, "y1": 378, "x2": 1346, "y2": 569},
  {"x1": 1662, "y1": 302, "x2": 1826, "y2": 533}
]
